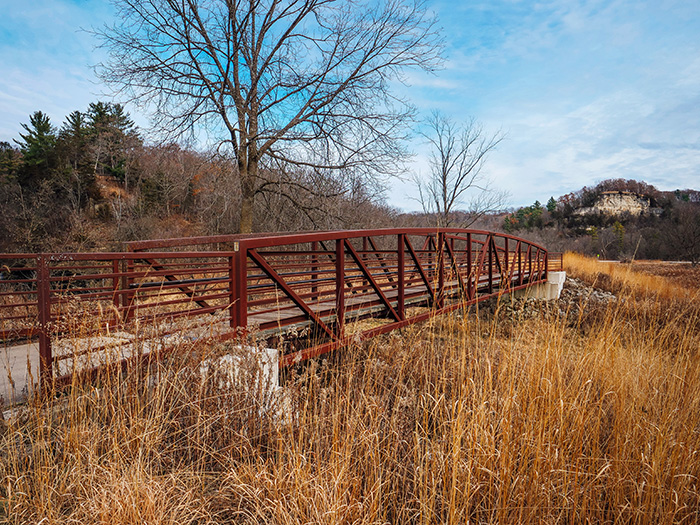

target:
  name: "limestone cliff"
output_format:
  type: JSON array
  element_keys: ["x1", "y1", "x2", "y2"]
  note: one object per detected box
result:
[{"x1": 576, "y1": 190, "x2": 661, "y2": 216}]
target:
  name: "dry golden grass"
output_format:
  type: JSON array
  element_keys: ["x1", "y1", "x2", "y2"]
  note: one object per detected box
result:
[
  {"x1": 2, "y1": 254, "x2": 700, "y2": 523},
  {"x1": 623, "y1": 261, "x2": 700, "y2": 292},
  {"x1": 563, "y1": 251, "x2": 696, "y2": 300}
]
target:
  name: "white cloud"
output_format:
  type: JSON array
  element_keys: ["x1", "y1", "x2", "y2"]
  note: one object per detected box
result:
[
  {"x1": 0, "y1": 0, "x2": 142, "y2": 142},
  {"x1": 1, "y1": 0, "x2": 698, "y2": 210},
  {"x1": 386, "y1": 0, "x2": 700, "y2": 211}
]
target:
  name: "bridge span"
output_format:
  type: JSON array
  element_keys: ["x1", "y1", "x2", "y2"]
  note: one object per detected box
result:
[{"x1": 1, "y1": 228, "x2": 561, "y2": 399}]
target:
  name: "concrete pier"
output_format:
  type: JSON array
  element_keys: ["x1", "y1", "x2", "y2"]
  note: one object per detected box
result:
[{"x1": 513, "y1": 271, "x2": 567, "y2": 300}]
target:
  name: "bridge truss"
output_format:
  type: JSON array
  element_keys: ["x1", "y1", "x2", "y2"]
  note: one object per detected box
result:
[{"x1": 0, "y1": 229, "x2": 561, "y2": 390}]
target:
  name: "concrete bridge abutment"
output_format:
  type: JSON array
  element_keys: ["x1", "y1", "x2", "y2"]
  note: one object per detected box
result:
[{"x1": 511, "y1": 271, "x2": 567, "y2": 301}]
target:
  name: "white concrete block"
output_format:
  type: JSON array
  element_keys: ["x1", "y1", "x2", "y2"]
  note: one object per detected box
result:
[
  {"x1": 199, "y1": 345, "x2": 279, "y2": 401},
  {"x1": 511, "y1": 271, "x2": 567, "y2": 300},
  {"x1": 548, "y1": 271, "x2": 567, "y2": 299}
]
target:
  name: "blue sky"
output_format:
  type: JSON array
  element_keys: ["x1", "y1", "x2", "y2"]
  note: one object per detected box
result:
[{"x1": 1, "y1": 0, "x2": 698, "y2": 210}]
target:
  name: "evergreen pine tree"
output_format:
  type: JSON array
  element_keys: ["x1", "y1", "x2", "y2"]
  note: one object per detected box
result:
[{"x1": 14, "y1": 111, "x2": 57, "y2": 187}]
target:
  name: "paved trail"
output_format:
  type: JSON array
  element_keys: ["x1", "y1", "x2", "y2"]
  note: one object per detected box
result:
[{"x1": 2, "y1": 342, "x2": 40, "y2": 403}]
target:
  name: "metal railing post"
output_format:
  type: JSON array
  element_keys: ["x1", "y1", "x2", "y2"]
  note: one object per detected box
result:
[
  {"x1": 37, "y1": 255, "x2": 53, "y2": 393},
  {"x1": 467, "y1": 233, "x2": 473, "y2": 300},
  {"x1": 336, "y1": 239, "x2": 345, "y2": 337},
  {"x1": 125, "y1": 257, "x2": 135, "y2": 322},
  {"x1": 488, "y1": 235, "x2": 494, "y2": 294},
  {"x1": 119, "y1": 259, "x2": 127, "y2": 319},
  {"x1": 311, "y1": 240, "x2": 318, "y2": 298},
  {"x1": 543, "y1": 250, "x2": 548, "y2": 281},
  {"x1": 361, "y1": 237, "x2": 368, "y2": 291},
  {"x1": 398, "y1": 234, "x2": 405, "y2": 320},
  {"x1": 518, "y1": 245, "x2": 523, "y2": 286},
  {"x1": 437, "y1": 232, "x2": 445, "y2": 308},
  {"x1": 229, "y1": 255, "x2": 236, "y2": 328},
  {"x1": 234, "y1": 242, "x2": 248, "y2": 331},
  {"x1": 111, "y1": 259, "x2": 120, "y2": 313}
]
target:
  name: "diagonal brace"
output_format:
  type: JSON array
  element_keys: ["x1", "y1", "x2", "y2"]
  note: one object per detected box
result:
[
  {"x1": 248, "y1": 249, "x2": 336, "y2": 340},
  {"x1": 404, "y1": 236, "x2": 435, "y2": 303},
  {"x1": 472, "y1": 238, "x2": 491, "y2": 293},
  {"x1": 139, "y1": 257, "x2": 212, "y2": 310},
  {"x1": 443, "y1": 238, "x2": 468, "y2": 299},
  {"x1": 344, "y1": 240, "x2": 401, "y2": 322}
]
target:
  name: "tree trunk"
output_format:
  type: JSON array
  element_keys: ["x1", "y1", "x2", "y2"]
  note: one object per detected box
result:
[
  {"x1": 239, "y1": 193, "x2": 254, "y2": 234},
  {"x1": 238, "y1": 162, "x2": 257, "y2": 234}
]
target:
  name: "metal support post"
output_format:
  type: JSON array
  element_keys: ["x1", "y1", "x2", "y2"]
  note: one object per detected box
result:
[
  {"x1": 488, "y1": 236, "x2": 494, "y2": 294},
  {"x1": 234, "y1": 243, "x2": 247, "y2": 331},
  {"x1": 467, "y1": 233, "x2": 473, "y2": 300},
  {"x1": 125, "y1": 258, "x2": 135, "y2": 322},
  {"x1": 229, "y1": 255, "x2": 236, "y2": 328},
  {"x1": 437, "y1": 232, "x2": 445, "y2": 308},
  {"x1": 518, "y1": 246, "x2": 523, "y2": 286},
  {"x1": 336, "y1": 239, "x2": 345, "y2": 337},
  {"x1": 37, "y1": 255, "x2": 53, "y2": 393},
  {"x1": 398, "y1": 234, "x2": 405, "y2": 320},
  {"x1": 311, "y1": 241, "x2": 318, "y2": 298},
  {"x1": 112, "y1": 259, "x2": 120, "y2": 313}
]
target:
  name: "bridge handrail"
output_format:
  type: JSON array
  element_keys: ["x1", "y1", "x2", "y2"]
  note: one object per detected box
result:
[{"x1": 126, "y1": 228, "x2": 550, "y2": 254}]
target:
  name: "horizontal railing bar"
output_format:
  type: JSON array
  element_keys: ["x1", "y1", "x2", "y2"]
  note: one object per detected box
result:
[{"x1": 129, "y1": 276, "x2": 229, "y2": 289}]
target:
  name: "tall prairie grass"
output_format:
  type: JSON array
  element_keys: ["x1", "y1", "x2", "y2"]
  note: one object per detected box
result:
[
  {"x1": 2, "y1": 254, "x2": 700, "y2": 523},
  {"x1": 564, "y1": 251, "x2": 694, "y2": 299}
]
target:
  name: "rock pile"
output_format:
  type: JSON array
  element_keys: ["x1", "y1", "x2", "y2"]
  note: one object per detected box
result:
[
  {"x1": 497, "y1": 277, "x2": 617, "y2": 321},
  {"x1": 558, "y1": 277, "x2": 617, "y2": 308},
  {"x1": 500, "y1": 297, "x2": 551, "y2": 320}
]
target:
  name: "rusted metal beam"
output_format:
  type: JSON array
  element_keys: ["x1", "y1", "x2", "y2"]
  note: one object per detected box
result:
[
  {"x1": 397, "y1": 234, "x2": 405, "y2": 321},
  {"x1": 404, "y1": 236, "x2": 435, "y2": 304},
  {"x1": 37, "y1": 255, "x2": 52, "y2": 393},
  {"x1": 336, "y1": 239, "x2": 345, "y2": 338},
  {"x1": 444, "y1": 237, "x2": 468, "y2": 299}
]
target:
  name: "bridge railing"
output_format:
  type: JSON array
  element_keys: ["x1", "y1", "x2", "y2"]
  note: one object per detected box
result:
[
  {"x1": 1, "y1": 228, "x2": 549, "y2": 389},
  {"x1": 547, "y1": 252, "x2": 564, "y2": 271},
  {"x1": 127, "y1": 228, "x2": 549, "y2": 365}
]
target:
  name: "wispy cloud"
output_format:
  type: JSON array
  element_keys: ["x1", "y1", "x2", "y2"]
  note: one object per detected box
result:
[
  {"x1": 1, "y1": 0, "x2": 698, "y2": 210},
  {"x1": 0, "y1": 1, "x2": 134, "y2": 141},
  {"x1": 400, "y1": 0, "x2": 700, "y2": 209}
]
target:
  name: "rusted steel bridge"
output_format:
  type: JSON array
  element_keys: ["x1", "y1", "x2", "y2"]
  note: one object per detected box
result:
[{"x1": 0, "y1": 229, "x2": 561, "y2": 393}]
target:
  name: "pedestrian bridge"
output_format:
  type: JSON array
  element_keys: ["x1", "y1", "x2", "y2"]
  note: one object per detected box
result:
[{"x1": 1, "y1": 228, "x2": 561, "y2": 398}]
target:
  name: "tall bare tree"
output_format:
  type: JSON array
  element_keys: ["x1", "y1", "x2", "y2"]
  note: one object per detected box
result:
[
  {"x1": 96, "y1": 0, "x2": 441, "y2": 233},
  {"x1": 414, "y1": 111, "x2": 505, "y2": 228},
  {"x1": 669, "y1": 202, "x2": 700, "y2": 266}
]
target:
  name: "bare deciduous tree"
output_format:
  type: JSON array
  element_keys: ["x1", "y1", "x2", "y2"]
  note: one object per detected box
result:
[
  {"x1": 96, "y1": 0, "x2": 442, "y2": 233},
  {"x1": 669, "y1": 202, "x2": 700, "y2": 266},
  {"x1": 414, "y1": 111, "x2": 505, "y2": 228}
]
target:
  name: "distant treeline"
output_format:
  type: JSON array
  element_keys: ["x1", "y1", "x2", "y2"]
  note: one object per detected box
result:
[
  {"x1": 502, "y1": 178, "x2": 700, "y2": 264},
  {"x1": 0, "y1": 104, "x2": 398, "y2": 252}
]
